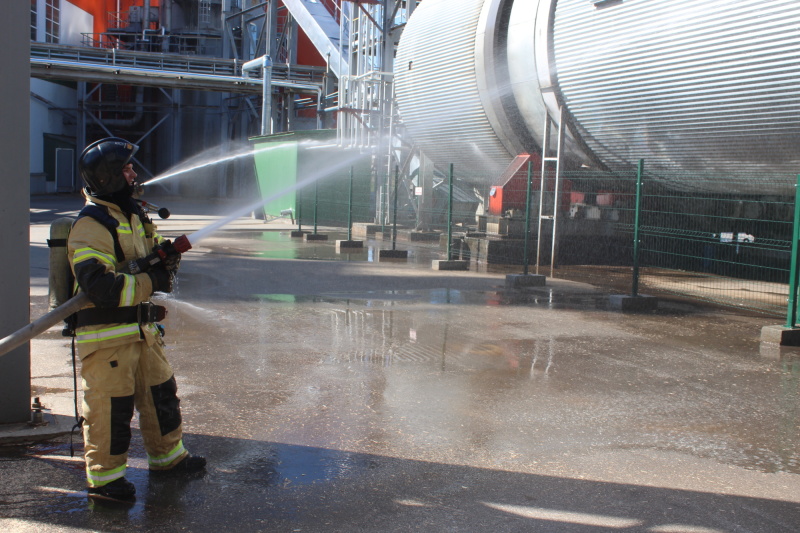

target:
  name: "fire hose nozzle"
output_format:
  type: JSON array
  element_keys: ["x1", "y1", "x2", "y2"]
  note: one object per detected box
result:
[
  {"x1": 173, "y1": 235, "x2": 192, "y2": 254},
  {"x1": 128, "y1": 235, "x2": 193, "y2": 275}
]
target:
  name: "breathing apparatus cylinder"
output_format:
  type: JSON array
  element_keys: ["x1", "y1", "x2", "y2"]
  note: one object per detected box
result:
[{"x1": 48, "y1": 217, "x2": 75, "y2": 310}]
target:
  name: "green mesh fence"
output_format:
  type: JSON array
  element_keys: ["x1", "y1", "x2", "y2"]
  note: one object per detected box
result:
[
  {"x1": 295, "y1": 168, "x2": 374, "y2": 233},
  {"x1": 292, "y1": 162, "x2": 797, "y2": 317},
  {"x1": 519, "y1": 168, "x2": 795, "y2": 317}
]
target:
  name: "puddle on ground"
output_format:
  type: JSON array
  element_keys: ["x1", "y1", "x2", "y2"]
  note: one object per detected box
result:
[{"x1": 249, "y1": 288, "x2": 646, "y2": 313}]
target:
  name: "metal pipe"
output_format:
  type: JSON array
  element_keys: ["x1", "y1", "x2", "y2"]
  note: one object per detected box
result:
[
  {"x1": 242, "y1": 55, "x2": 273, "y2": 135},
  {"x1": 242, "y1": 55, "x2": 322, "y2": 136},
  {"x1": 32, "y1": 58, "x2": 264, "y2": 89},
  {"x1": 33, "y1": 58, "x2": 323, "y2": 97},
  {"x1": 144, "y1": 0, "x2": 151, "y2": 28}
]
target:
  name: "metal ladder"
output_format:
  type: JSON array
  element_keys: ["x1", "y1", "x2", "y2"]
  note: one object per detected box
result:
[{"x1": 536, "y1": 106, "x2": 566, "y2": 276}]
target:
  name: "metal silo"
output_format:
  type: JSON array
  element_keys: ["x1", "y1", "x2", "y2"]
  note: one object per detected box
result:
[
  {"x1": 394, "y1": 0, "x2": 518, "y2": 181},
  {"x1": 395, "y1": 0, "x2": 800, "y2": 194}
]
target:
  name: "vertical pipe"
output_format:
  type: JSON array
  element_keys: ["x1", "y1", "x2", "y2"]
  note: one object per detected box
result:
[
  {"x1": 77, "y1": 82, "x2": 86, "y2": 190},
  {"x1": 632, "y1": 159, "x2": 644, "y2": 297},
  {"x1": 392, "y1": 164, "x2": 399, "y2": 251},
  {"x1": 313, "y1": 179, "x2": 319, "y2": 235},
  {"x1": 348, "y1": 166, "x2": 354, "y2": 241},
  {"x1": 447, "y1": 163, "x2": 454, "y2": 260},
  {"x1": 262, "y1": 56, "x2": 273, "y2": 136},
  {"x1": 785, "y1": 174, "x2": 800, "y2": 328},
  {"x1": 536, "y1": 116, "x2": 551, "y2": 275},
  {"x1": 144, "y1": 0, "x2": 152, "y2": 30},
  {"x1": 523, "y1": 161, "x2": 533, "y2": 276}
]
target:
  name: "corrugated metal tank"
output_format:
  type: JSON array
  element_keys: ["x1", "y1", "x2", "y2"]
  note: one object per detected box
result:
[
  {"x1": 395, "y1": 0, "x2": 800, "y2": 195},
  {"x1": 394, "y1": 0, "x2": 514, "y2": 181}
]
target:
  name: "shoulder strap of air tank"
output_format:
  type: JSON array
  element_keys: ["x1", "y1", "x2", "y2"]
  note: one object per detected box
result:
[{"x1": 77, "y1": 205, "x2": 125, "y2": 263}]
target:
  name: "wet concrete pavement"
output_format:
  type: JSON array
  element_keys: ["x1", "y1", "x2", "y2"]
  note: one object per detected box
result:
[{"x1": 2, "y1": 194, "x2": 799, "y2": 532}]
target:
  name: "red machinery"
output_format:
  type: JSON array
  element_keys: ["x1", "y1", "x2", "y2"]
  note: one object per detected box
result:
[{"x1": 488, "y1": 153, "x2": 571, "y2": 216}]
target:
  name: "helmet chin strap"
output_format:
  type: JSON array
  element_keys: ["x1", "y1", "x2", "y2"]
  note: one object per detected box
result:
[
  {"x1": 88, "y1": 182, "x2": 140, "y2": 219},
  {"x1": 109, "y1": 182, "x2": 137, "y2": 201}
]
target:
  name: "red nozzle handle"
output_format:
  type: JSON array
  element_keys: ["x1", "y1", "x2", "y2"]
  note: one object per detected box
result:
[{"x1": 174, "y1": 234, "x2": 192, "y2": 254}]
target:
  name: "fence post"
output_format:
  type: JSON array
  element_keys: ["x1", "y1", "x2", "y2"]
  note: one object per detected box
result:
[
  {"x1": 313, "y1": 180, "x2": 319, "y2": 235},
  {"x1": 347, "y1": 166, "x2": 354, "y2": 241},
  {"x1": 392, "y1": 164, "x2": 399, "y2": 251},
  {"x1": 785, "y1": 174, "x2": 800, "y2": 328},
  {"x1": 523, "y1": 161, "x2": 533, "y2": 276},
  {"x1": 447, "y1": 163, "x2": 454, "y2": 260},
  {"x1": 297, "y1": 188, "x2": 303, "y2": 233},
  {"x1": 632, "y1": 159, "x2": 644, "y2": 297}
]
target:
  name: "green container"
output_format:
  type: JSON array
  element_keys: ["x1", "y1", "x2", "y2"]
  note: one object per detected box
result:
[{"x1": 250, "y1": 130, "x2": 373, "y2": 227}]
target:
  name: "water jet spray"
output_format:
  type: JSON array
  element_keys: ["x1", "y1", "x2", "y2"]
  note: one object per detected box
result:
[{"x1": 0, "y1": 145, "x2": 365, "y2": 358}]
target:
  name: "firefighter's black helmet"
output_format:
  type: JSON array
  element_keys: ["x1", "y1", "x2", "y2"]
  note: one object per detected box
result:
[{"x1": 78, "y1": 137, "x2": 139, "y2": 196}]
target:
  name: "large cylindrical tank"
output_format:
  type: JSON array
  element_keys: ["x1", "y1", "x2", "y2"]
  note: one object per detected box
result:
[{"x1": 394, "y1": 0, "x2": 800, "y2": 195}]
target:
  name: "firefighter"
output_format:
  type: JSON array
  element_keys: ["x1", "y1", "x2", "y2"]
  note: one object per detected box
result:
[{"x1": 68, "y1": 137, "x2": 205, "y2": 501}]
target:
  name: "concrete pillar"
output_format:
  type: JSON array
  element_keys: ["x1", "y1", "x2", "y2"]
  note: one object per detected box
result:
[{"x1": 0, "y1": 1, "x2": 31, "y2": 423}]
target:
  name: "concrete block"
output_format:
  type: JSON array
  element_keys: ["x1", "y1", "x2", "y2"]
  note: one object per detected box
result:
[
  {"x1": 378, "y1": 249, "x2": 408, "y2": 261},
  {"x1": 506, "y1": 274, "x2": 546, "y2": 288},
  {"x1": 608, "y1": 294, "x2": 658, "y2": 312},
  {"x1": 352, "y1": 223, "x2": 381, "y2": 237},
  {"x1": 0, "y1": 413, "x2": 74, "y2": 445},
  {"x1": 760, "y1": 325, "x2": 800, "y2": 346},
  {"x1": 409, "y1": 231, "x2": 441, "y2": 242},
  {"x1": 759, "y1": 342, "x2": 800, "y2": 360},
  {"x1": 290, "y1": 230, "x2": 308, "y2": 238},
  {"x1": 304, "y1": 234, "x2": 329, "y2": 242},
  {"x1": 336, "y1": 240, "x2": 364, "y2": 252},
  {"x1": 432, "y1": 260, "x2": 469, "y2": 271}
]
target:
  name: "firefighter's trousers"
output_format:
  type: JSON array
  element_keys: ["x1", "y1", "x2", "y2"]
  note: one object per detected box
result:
[{"x1": 81, "y1": 338, "x2": 188, "y2": 487}]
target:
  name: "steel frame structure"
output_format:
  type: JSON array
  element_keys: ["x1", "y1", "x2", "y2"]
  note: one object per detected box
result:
[
  {"x1": 31, "y1": 1, "x2": 418, "y2": 199},
  {"x1": 334, "y1": 1, "x2": 419, "y2": 225}
]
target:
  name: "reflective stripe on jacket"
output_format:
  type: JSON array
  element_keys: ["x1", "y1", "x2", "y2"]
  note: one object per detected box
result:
[{"x1": 68, "y1": 195, "x2": 160, "y2": 358}]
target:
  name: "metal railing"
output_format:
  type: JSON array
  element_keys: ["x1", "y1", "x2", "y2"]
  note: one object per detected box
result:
[{"x1": 31, "y1": 42, "x2": 327, "y2": 84}]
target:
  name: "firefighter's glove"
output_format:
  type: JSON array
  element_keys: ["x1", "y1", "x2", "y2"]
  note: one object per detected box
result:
[
  {"x1": 156, "y1": 240, "x2": 182, "y2": 272},
  {"x1": 128, "y1": 256, "x2": 154, "y2": 275},
  {"x1": 148, "y1": 266, "x2": 174, "y2": 294}
]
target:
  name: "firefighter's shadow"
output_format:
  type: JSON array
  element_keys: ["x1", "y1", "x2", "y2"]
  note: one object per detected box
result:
[{"x1": 15, "y1": 431, "x2": 800, "y2": 530}]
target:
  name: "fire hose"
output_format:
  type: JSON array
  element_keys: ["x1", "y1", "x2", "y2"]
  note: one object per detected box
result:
[{"x1": 0, "y1": 235, "x2": 192, "y2": 359}]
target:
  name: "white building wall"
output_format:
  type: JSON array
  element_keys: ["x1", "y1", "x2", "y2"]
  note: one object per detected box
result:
[
  {"x1": 33, "y1": 0, "x2": 91, "y2": 44},
  {"x1": 61, "y1": 1, "x2": 92, "y2": 46},
  {"x1": 30, "y1": 1, "x2": 92, "y2": 192},
  {"x1": 29, "y1": 79, "x2": 77, "y2": 173}
]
